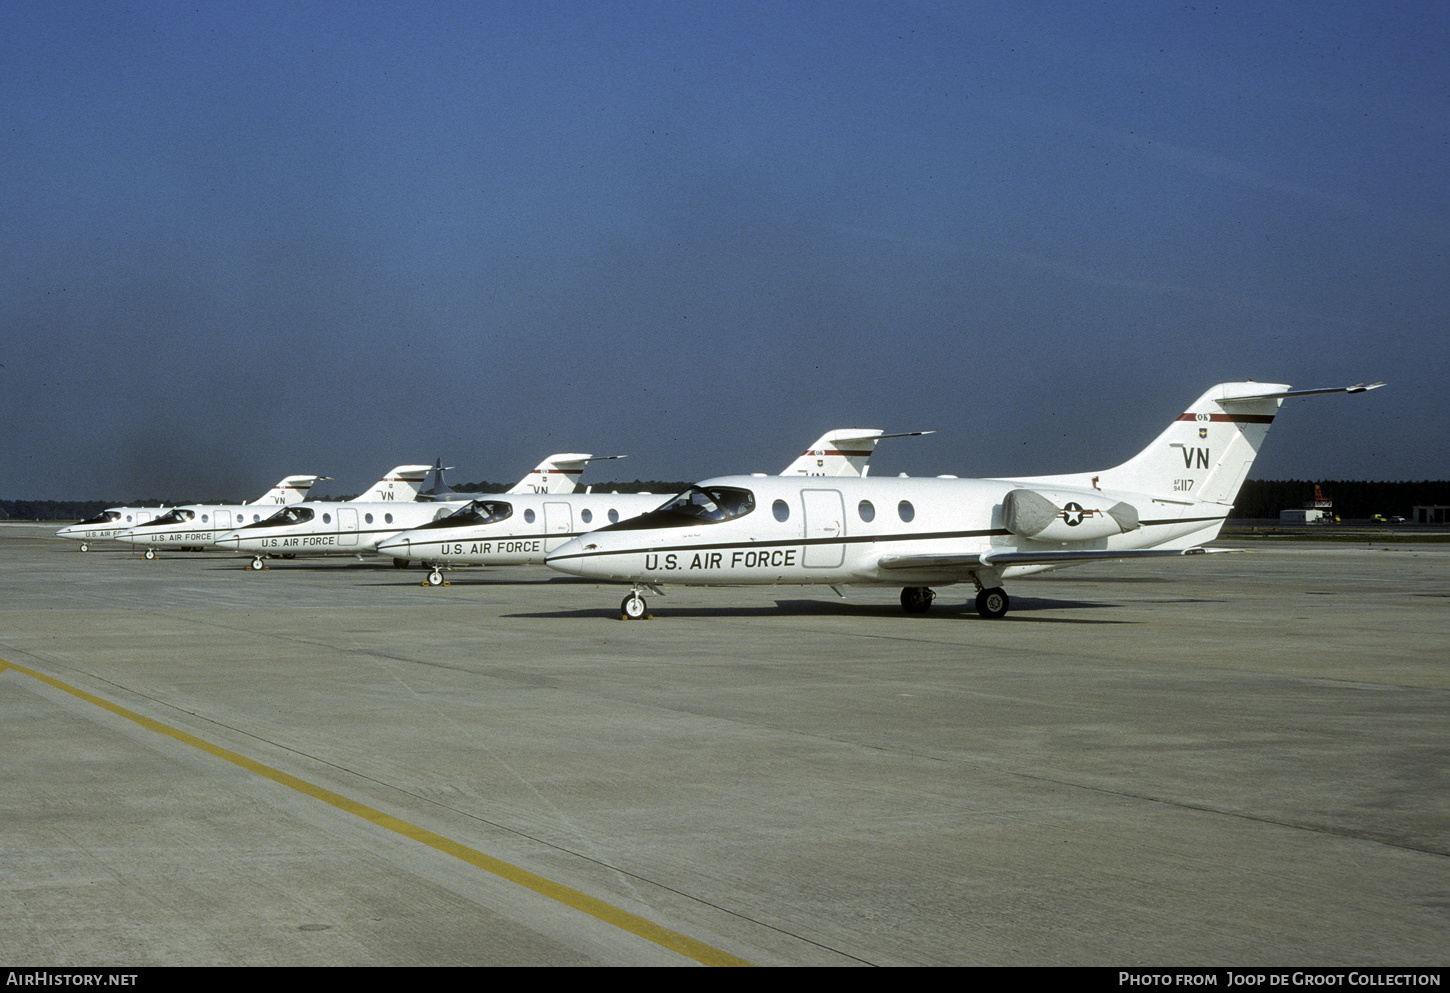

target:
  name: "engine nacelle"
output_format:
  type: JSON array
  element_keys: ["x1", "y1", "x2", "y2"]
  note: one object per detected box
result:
[{"x1": 1001, "y1": 488, "x2": 1140, "y2": 542}]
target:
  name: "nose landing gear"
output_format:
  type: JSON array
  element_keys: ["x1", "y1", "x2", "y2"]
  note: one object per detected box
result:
[{"x1": 620, "y1": 591, "x2": 649, "y2": 620}]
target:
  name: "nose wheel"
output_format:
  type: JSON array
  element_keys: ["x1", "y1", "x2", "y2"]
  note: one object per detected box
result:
[
  {"x1": 248, "y1": 556, "x2": 267, "y2": 571},
  {"x1": 144, "y1": 548, "x2": 156, "y2": 560},
  {"x1": 425, "y1": 567, "x2": 446, "y2": 587},
  {"x1": 620, "y1": 592, "x2": 649, "y2": 620}
]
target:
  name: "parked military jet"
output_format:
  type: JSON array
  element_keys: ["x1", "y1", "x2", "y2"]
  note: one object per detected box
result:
[{"x1": 545, "y1": 382, "x2": 1383, "y2": 620}]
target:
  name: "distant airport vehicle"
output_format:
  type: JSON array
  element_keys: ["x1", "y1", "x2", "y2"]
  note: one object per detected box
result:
[
  {"x1": 545, "y1": 382, "x2": 1384, "y2": 620},
  {"x1": 377, "y1": 429, "x2": 927, "y2": 585},
  {"x1": 215, "y1": 454, "x2": 612, "y2": 570},
  {"x1": 57, "y1": 476, "x2": 321, "y2": 552}
]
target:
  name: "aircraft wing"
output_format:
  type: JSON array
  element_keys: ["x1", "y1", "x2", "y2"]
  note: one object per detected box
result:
[{"x1": 874, "y1": 547, "x2": 1234, "y2": 571}]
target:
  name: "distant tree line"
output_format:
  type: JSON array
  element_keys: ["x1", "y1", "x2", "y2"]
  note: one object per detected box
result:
[
  {"x1": 2, "y1": 499, "x2": 112, "y2": 521},
  {"x1": 9, "y1": 480, "x2": 1448, "y2": 522},
  {"x1": 1229, "y1": 480, "x2": 1450, "y2": 519}
]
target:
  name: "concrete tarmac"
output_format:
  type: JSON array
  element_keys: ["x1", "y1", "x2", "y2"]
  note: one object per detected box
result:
[{"x1": 2, "y1": 523, "x2": 1447, "y2": 966}]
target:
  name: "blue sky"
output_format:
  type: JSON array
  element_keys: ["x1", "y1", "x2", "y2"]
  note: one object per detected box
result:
[{"x1": 3, "y1": 1, "x2": 1444, "y2": 501}]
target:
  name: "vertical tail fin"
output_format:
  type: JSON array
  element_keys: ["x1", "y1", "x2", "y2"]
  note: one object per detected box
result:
[
  {"x1": 416, "y1": 458, "x2": 458, "y2": 502},
  {"x1": 507, "y1": 454, "x2": 626, "y2": 495},
  {"x1": 249, "y1": 475, "x2": 326, "y2": 506},
  {"x1": 780, "y1": 429, "x2": 933, "y2": 477},
  {"x1": 350, "y1": 465, "x2": 433, "y2": 503},
  {"x1": 1067, "y1": 381, "x2": 1383, "y2": 507}
]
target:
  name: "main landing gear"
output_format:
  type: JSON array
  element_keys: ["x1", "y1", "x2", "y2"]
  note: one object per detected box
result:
[
  {"x1": 900, "y1": 586, "x2": 936, "y2": 613},
  {"x1": 974, "y1": 587, "x2": 1010, "y2": 619},
  {"x1": 900, "y1": 585, "x2": 1010, "y2": 618}
]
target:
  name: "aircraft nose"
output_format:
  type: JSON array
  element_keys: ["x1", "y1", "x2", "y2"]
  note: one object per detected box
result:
[
  {"x1": 376, "y1": 536, "x2": 407, "y2": 557},
  {"x1": 544, "y1": 536, "x2": 587, "y2": 575},
  {"x1": 214, "y1": 532, "x2": 240, "y2": 550}
]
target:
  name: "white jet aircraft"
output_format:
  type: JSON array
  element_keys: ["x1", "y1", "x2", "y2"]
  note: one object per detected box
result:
[
  {"x1": 66, "y1": 476, "x2": 321, "y2": 555},
  {"x1": 215, "y1": 454, "x2": 612, "y2": 570},
  {"x1": 545, "y1": 381, "x2": 1383, "y2": 620},
  {"x1": 57, "y1": 505, "x2": 165, "y2": 551},
  {"x1": 376, "y1": 429, "x2": 928, "y2": 585}
]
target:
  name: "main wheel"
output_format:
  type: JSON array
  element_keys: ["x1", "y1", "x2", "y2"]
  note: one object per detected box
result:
[
  {"x1": 621, "y1": 593, "x2": 647, "y2": 620},
  {"x1": 427, "y1": 568, "x2": 445, "y2": 587},
  {"x1": 900, "y1": 586, "x2": 935, "y2": 613},
  {"x1": 975, "y1": 587, "x2": 1010, "y2": 619}
]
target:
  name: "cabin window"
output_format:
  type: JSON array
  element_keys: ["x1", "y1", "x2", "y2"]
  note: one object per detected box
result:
[
  {"x1": 323, "y1": 513, "x2": 332, "y2": 524},
  {"x1": 524, "y1": 509, "x2": 536, "y2": 524},
  {"x1": 365, "y1": 513, "x2": 373, "y2": 524},
  {"x1": 201, "y1": 514, "x2": 208, "y2": 523},
  {"x1": 581, "y1": 509, "x2": 592, "y2": 524},
  {"x1": 897, "y1": 500, "x2": 915, "y2": 523},
  {"x1": 858, "y1": 500, "x2": 875, "y2": 522},
  {"x1": 772, "y1": 499, "x2": 790, "y2": 522},
  {"x1": 385, "y1": 514, "x2": 393, "y2": 524}
]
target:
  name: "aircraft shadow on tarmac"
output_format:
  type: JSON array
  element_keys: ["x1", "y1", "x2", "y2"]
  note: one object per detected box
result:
[
  {"x1": 195, "y1": 560, "x2": 1192, "y2": 622},
  {"x1": 502, "y1": 595, "x2": 1140, "y2": 623}
]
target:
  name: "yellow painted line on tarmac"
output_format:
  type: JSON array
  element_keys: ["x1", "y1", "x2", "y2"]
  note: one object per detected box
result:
[{"x1": 1, "y1": 658, "x2": 752, "y2": 967}]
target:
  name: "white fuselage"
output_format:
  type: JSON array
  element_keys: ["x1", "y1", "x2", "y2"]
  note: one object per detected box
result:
[
  {"x1": 376, "y1": 492, "x2": 668, "y2": 566},
  {"x1": 215, "y1": 499, "x2": 468, "y2": 557},
  {"x1": 56, "y1": 507, "x2": 161, "y2": 545},
  {"x1": 114, "y1": 504, "x2": 297, "y2": 550},
  {"x1": 545, "y1": 474, "x2": 1220, "y2": 589}
]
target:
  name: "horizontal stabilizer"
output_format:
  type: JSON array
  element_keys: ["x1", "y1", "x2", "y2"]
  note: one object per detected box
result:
[{"x1": 1219, "y1": 381, "x2": 1385, "y2": 402}]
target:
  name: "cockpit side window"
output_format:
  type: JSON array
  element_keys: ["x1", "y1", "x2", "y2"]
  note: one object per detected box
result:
[
  {"x1": 249, "y1": 506, "x2": 315, "y2": 527},
  {"x1": 662, "y1": 486, "x2": 755, "y2": 521},
  {"x1": 154, "y1": 508, "x2": 195, "y2": 525},
  {"x1": 600, "y1": 486, "x2": 755, "y2": 531},
  {"x1": 415, "y1": 500, "x2": 513, "y2": 530}
]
